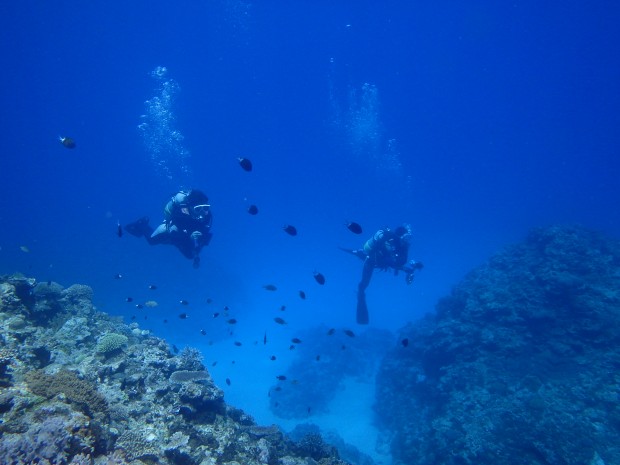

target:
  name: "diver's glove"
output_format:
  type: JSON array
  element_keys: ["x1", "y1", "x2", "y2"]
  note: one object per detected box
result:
[{"x1": 191, "y1": 230, "x2": 203, "y2": 247}]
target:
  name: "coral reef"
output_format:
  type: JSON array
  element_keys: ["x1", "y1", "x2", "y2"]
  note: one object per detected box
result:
[
  {"x1": 0, "y1": 274, "x2": 351, "y2": 465},
  {"x1": 375, "y1": 225, "x2": 620, "y2": 465}
]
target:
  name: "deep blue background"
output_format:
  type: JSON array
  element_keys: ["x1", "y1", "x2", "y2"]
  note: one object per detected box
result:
[{"x1": 1, "y1": 1, "x2": 619, "y2": 457}]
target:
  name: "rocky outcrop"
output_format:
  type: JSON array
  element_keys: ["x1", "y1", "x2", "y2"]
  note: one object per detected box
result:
[
  {"x1": 375, "y1": 225, "x2": 620, "y2": 465},
  {"x1": 0, "y1": 275, "x2": 350, "y2": 465}
]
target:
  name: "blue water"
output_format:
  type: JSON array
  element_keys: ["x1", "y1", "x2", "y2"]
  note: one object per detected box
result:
[{"x1": 1, "y1": 1, "x2": 619, "y2": 462}]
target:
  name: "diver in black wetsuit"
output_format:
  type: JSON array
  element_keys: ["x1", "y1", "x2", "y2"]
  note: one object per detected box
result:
[
  {"x1": 125, "y1": 189, "x2": 212, "y2": 269},
  {"x1": 343, "y1": 224, "x2": 423, "y2": 324}
]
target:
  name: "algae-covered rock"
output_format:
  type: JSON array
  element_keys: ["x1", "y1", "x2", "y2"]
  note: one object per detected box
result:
[{"x1": 376, "y1": 225, "x2": 620, "y2": 465}]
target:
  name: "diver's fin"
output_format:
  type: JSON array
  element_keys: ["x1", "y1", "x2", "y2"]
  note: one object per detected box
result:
[
  {"x1": 125, "y1": 216, "x2": 151, "y2": 237},
  {"x1": 339, "y1": 246, "x2": 368, "y2": 261},
  {"x1": 356, "y1": 290, "x2": 369, "y2": 325}
]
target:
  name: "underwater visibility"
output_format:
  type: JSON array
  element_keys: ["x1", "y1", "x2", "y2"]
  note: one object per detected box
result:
[{"x1": 1, "y1": 2, "x2": 620, "y2": 465}]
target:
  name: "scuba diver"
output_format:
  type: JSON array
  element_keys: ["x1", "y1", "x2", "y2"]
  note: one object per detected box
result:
[
  {"x1": 125, "y1": 189, "x2": 213, "y2": 269},
  {"x1": 341, "y1": 224, "x2": 423, "y2": 324}
]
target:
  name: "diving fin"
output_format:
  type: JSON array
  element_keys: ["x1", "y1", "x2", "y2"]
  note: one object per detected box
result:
[
  {"x1": 125, "y1": 217, "x2": 151, "y2": 237},
  {"x1": 356, "y1": 290, "x2": 369, "y2": 325}
]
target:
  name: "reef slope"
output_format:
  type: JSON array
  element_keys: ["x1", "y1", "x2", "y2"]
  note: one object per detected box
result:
[
  {"x1": 376, "y1": 225, "x2": 620, "y2": 465},
  {"x1": 0, "y1": 276, "x2": 349, "y2": 465}
]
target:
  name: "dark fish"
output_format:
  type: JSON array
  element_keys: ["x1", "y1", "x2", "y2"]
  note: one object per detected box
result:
[
  {"x1": 117, "y1": 221, "x2": 123, "y2": 238},
  {"x1": 144, "y1": 316, "x2": 148, "y2": 320},
  {"x1": 291, "y1": 338, "x2": 302, "y2": 344},
  {"x1": 47, "y1": 280, "x2": 52, "y2": 286},
  {"x1": 289, "y1": 345, "x2": 295, "y2": 350},
  {"x1": 213, "y1": 312, "x2": 220, "y2": 318},
  {"x1": 163, "y1": 319, "x2": 168, "y2": 323},
  {"x1": 114, "y1": 274, "x2": 123, "y2": 279},
  {"x1": 270, "y1": 355, "x2": 277, "y2": 361},
  {"x1": 315, "y1": 355, "x2": 321, "y2": 361},
  {"x1": 307, "y1": 407, "x2": 311, "y2": 414},
  {"x1": 172, "y1": 345, "x2": 179, "y2": 353},
  {"x1": 274, "y1": 317, "x2": 286, "y2": 325},
  {"x1": 274, "y1": 386, "x2": 282, "y2": 391},
  {"x1": 234, "y1": 341, "x2": 242, "y2": 347},
  {"x1": 313, "y1": 272, "x2": 326, "y2": 285},
  {"x1": 344, "y1": 329, "x2": 355, "y2": 337},
  {"x1": 212, "y1": 361, "x2": 217, "y2": 367},
  {"x1": 238, "y1": 157, "x2": 253, "y2": 171},
  {"x1": 263, "y1": 284, "x2": 277, "y2": 291},
  {"x1": 263, "y1": 332, "x2": 267, "y2": 345},
  {"x1": 206, "y1": 298, "x2": 213, "y2": 304},
  {"x1": 200, "y1": 329, "x2": 207, "y2": 336},
  {"x1": 179, "y1": 300, "x2": 189, "y2": 305},
  {"x1": 131, "y1": 315, "x2": 136, "y2": 320},
  {"x1": 280, "y1": 305, "x2": 286, "y2": 311},
  {"x1": 327, "y1": 328, "x2": 335, "y2": 336},
  {"x1": 179, "y1": 313, "x2": 189, "y2": 319},
  {"x1": 225, "y1": 378, "x2": 231, "y2": 386},
  {"x1": 401, "y1": 338, "x2": 409, "y2": 347},
  {"x1": 247, "y1": 204, "x2": 259, "y2": 215},
  {"x1": 341, "y1": 345, "x2": 346, "y2": 350},
  {"x1": 227, "y1": 318, "x2": 237, "y2": 325},
  {"x1": 299, "y1": 290, "x2": 306, "y2": 300},
  {"x1": 346, "y1": 221, "x2": 363, "y2": 234},
  {"x1": 59, "y1": 136, "x2": 76, "y2": 149},
  {"x1": 276, "y1": 375, "x2": 287, "y2": 381},
  {"x1": 148, "y1": 284, "x2": 157, "y2": 290},
  {"x1": 283, "y1": 225, "x2": 297, "y2": 236},
  {"x1": 126, "y1": 297, "x2": 133, "y2": 302},
  {"x1": 135, "y1": 304, "x2": 143, "y2": 309}
]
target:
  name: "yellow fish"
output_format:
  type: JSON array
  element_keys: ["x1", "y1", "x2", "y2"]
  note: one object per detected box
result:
[{"x1": 20, "y1": 245, "x2": 30, "y2": 253}]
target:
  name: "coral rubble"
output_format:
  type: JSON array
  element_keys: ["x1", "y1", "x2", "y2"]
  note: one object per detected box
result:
[
  {"x1": 375, "y1": 225, "x2": 620, "y2": 465},
  {"x1": 0, "y1": 274, "x2": 350, "y2": 465}
]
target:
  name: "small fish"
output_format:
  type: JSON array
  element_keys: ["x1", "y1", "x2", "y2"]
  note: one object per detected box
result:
[
  {"x1": 307, "y1": 407, "x2": 311, "y2": 414},
  {"x1": 274, "y1": 386, "x2": 282, "y2": 392},
  {"x1": 126, "y1": 297, "x2": 133, "y2": 302},
  {"x1": 234, "y1": 341, "x2": 242, "y2": 347},
  {"x1": 59, "y1": 135, "x2": 76, "y2": 149},
  {"x1": 315, "y1": 355, "x2": 321, "y2": 361},
  {"x1": 238, "y1": 157, "x2": 253, "y2": 171},
  {"x1": 212, "y1": 361, "x2": 217, "y2": 367},
  {"x1": 247, "y1": 204, "x2": 259, "y2": 215},
  {"x1": 327, "y1": 328, "x2": 335, "y2": 336},
  {"x1": 270, "y1": 355, "x2": 277, "y2": 361},
  {"x1": 346, "y1": 221, "x2": 363, "y2": 234},
  {"x1": 135, "y1": 304, "x2": 143, "y2": 309},
  {"x1": 263, "y1": 332, "x2": 267, "y2": 345},
  {"x1": 401, "y1": 338, "x2": 409, "y2": 347},
  {"x1": 47, "y1": 280, "x2": 52, "y2": 286},
  {"x1": 131, "y1": 315, "x2": 136, "y2": 320},
  {"x1": 172, "y1": 345, "x2": 179, "y2": 353},
  {"x1": 145, "y1": 300, "x2": 158, "y2": 308},
  {"x1": 179, "y1": 313, "x2": 189, "y2": 319},
  {"x1": 225, "y1": 378, "x2": 231, "y2": 386},
  {"x1": 299, "y1": 290, "x2": 306, "y2": 300},
  {"x1": 289, "y1": 345, "x2": 295, "y2": 350},
  {"x1": 341, "y1": 345, "x2": 346, "y2": 350},
  {"x1": 206, "y1": 298, "x2": 213, "y2": 304},
  {"x1": 179, "y1": 300, "x2": 189, "y2": 305},
  {"x1": 291, "y1": 338, "x2": 302, "y2": 344},
  {"x1": 344, "y1": 329, "x2": 355, "y2": 337},
  {"x1": 283, "y1": 225, "x2": 297, "y2": 236},
  {"x1": 313, "y1": 272, "x2": 326, "y2": 285},
  {"x1": 213, "y1": 312, "x2": 220, "y2": 318},
  {"x1": 227, "y1": 318, "x2": 237, "y2": 325},
  {"x1": 276, "y1": 375, "x2": 287, "y2": 381},
  {"x1": 19, "y1": 245, "x2": 30, "y2": 253},
  {"x1": 200, "y1": 329, "x2": 207, "y2": 336},
  {"x1": 263, "y1": 284, "x2": 277, "y2": 291},
  {"x1": 148, "y1": 284, "x2": 157, "y2": 290},
  {"x1": 117, "y1": 221, "x2": 123, "y2": 238},
  {"x1": 274, "y1": 317, "x2": 286, "y2": 325},
  {"x1": 280, "y1": 305, "x2": 286, "y2": 312},
  {"x1": 113, "y1": 273, "x2": 123, "y2": 279},
  {"x1": 163, "y1": 319, "x2": 168, "y2": 323}
]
